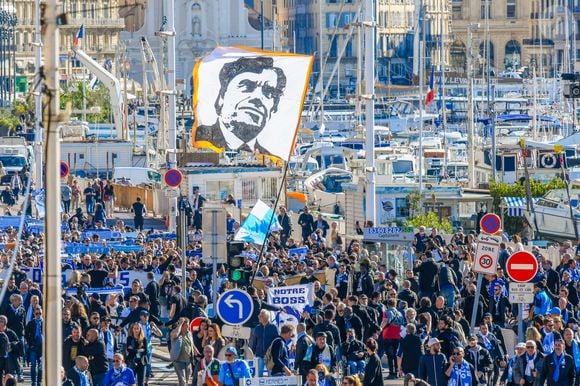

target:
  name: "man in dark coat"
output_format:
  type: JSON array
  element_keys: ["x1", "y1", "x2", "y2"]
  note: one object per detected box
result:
[
  {"x1": 144, "y1": 272, "x2": 160, "y2": 319},
  {"x1": 297, "y1": 207, "x2": 314, "y2": 243},
  {"x1": 130, "y1": 197, "x2": 146, "y2": 231},
  {"x1": 277, "y1": 206, "x2": 292, "y2": 247},
  {"x1": 539, "y1": 339, "x2": 575, "y2": 386},
  {"x1": 82, "y1": 329, "x2": 108, "y2": 386}
]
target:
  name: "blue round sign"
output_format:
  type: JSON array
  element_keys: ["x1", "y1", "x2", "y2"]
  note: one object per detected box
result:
[
  {"x1": 60, "y1": 162, "x2": 69, "y2": 178},
  {"x1": 480, "y1": 213, "x2": 501, "y2": 234},
  {"x1": 164, "y1": 169, "x2": 183, "y2": 187},
  {"x1": 216, "y1": 290, "x2": 254, "y2": 325}
]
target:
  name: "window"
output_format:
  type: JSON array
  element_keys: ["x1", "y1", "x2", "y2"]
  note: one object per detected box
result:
[
  {"x1": 507, "y1": 0, "x2": 516, "y2": 18},
  {"x1": 480, "y1": 0, "x2": 491, "y2": 19},
  {"x1": 396, "y1": 198, "x2": 409, "y2": 218},
  {"x1": 206, "y1": 181, "x2": 234, "y2": 201}
]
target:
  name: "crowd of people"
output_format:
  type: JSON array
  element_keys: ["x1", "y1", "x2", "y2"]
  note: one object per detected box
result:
[{"x1": 0, "y1": 182, "x2": 578, "y2": 386}]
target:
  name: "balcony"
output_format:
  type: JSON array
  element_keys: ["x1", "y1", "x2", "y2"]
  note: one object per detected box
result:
[{"x1": 62, "y1": 17, "x2": 125, "y2": 29}]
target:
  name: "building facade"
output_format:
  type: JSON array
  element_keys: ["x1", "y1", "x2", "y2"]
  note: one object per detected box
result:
[
  {"x1": 120, "y1": 0, "x2": 276, "y2": 97},
  {"x1": 14, "y1": 0, "x2": 125, "y2": 83},
  {"x1": 450, "y1": 0, "x2": 578, "y2": 75}
]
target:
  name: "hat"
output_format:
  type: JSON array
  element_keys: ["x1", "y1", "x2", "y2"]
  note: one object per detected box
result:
[
  {"x1": 427, "y1": 338, "x2": 442, "y2": 347},
  {"x1": 549, "y1": 307, "x2": 562, "y2": 316},
  {"x1": 139, "y1": 310, "x2": 149, "y2": 316},
  {"x1": 225, "y1": 347, "x2": 238, "y2": 356},
  {"x1": 515, "y1": 342, "x2": 526, "y2": 349},
  {"x1": 90, "y1": 293, "x2": 100, "y2": 299}
]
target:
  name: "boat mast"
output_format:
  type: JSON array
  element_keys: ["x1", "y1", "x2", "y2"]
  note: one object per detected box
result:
[
  {"x1": 467, "y1": 23, "x2": 478, "y2": 188},
  {"x1": 319, "y1": 0, "x2": 325, "y2": 133},
  {"x1": 439, "y1": 12, "x2": 447, "y2": 177},
  {"x1": 364, "y1": 0, "x2": 376, "y2": 224}
]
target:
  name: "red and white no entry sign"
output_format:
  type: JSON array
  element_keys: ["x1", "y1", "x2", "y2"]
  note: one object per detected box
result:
[{"x1": 506, "y1": 251, "x2": 538, "y2": 283}]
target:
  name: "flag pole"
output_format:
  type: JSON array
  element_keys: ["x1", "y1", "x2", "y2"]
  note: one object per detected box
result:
[{"x1": 250, "y1": 160, "x2": 290, "y2": 285}]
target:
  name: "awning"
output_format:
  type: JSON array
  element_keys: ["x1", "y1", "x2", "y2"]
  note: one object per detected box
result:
[{"x1": 503, "y1": 196, "x2": 527, "y2": 216}]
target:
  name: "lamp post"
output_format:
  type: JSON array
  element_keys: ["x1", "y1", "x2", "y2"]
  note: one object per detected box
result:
[{"x1": 0, "y1": 4, "x2": 17, "y2": 106}]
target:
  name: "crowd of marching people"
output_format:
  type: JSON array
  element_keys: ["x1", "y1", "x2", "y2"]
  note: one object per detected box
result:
[{"x1": 0, "y1": 187, "x2": 578, "y2": 386}]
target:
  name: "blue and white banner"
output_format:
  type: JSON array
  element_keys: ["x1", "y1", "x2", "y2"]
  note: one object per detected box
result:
[
  {"x1": 234, "y1": 200, "x2": 282, "y2": 245},
  {"x1": 266, "y1": 284, "x2": 313, "y2": 313},
  {"x1": 65, "y1": 285, "x2": 124, "y2": 297},
  {"x1": 20, "y1": 267, "x2": 162, "y2": 289},
  {"x1": 288, "y1": 247, "x2": 308, "y2": 260}
]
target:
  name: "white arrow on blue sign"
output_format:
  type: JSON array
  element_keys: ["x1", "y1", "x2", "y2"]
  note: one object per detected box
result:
[{"x1": 216, "y1": 289, "x2": 254, "y2": 325}]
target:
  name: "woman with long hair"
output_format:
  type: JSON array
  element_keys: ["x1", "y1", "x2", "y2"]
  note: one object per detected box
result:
[
  {"x1": 343, "y1": 375, "x2": 363, "y2": 386},
  {"x1": 69, "y1": 300, "x2": 89, "y2": 332},
  {"x1": 315, "y1": 364, "x2": 336, "y2": 386},
  {"x1": 203, "y1": 323, "x2": 225, "y2": 356},
  {"x1": 126, "y1": 322, "x2": 148, "y2": 386},
  {"x1": 363, "y1": 338, "x2": 384, "y2": 386},
  {"x1": 525, "y1": 326, "x2": 544, "y2": 354}
]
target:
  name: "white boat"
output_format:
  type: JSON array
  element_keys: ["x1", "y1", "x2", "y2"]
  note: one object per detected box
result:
[
  {"x1": 304, "y1": 167, "x2": 352, "y2": 214},
  {"x1": 524, "y1": 187, "x2": 580, "y2": 240}
]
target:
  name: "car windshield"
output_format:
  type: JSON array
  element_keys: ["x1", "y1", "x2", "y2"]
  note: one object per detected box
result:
[{"x1": 0, "y1": 156, "x2": 26, "y2": 167}]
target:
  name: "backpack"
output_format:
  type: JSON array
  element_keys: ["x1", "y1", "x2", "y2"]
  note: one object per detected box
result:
[
  {"x1": 387, "y1": 308, "x2": 404, "y2": 327},
  {"x1": 264, "y1": 337, "x2": 281, "y2": 372}
]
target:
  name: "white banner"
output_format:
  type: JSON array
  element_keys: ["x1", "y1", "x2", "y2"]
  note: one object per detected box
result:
[
  {"x1": 266, "y1": 284, "x2": 313, "y2": 313},
  {"x1": 20, "y1": 267, "x2": 161, "y2": 288}
]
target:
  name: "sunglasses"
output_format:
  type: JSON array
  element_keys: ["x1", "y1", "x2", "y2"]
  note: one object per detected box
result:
[
  {"x1": 526, "y1": 346, "x2": 535, "y2": 349},
  {"x1": 113, "y1": 359, "x2": 122, "y2": 363},
  {"x1": 452, "y1": 352, "x2": 462, "y2": 355},
  {"x1": 225, "y1": 353, "x2": 233, "y2": 357}
]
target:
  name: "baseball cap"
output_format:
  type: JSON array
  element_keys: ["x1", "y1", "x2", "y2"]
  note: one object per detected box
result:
[
  {"x1": 427, "y1": 338, "x2": 442, "y2": 347},
  {"x1": 140, "y1": 310, "x2": 149, "y2": 317},
  {"x1": 549, "y1": 307, "x2": 561, "y2": 316},
  {"x1": 515, "y1": 342, "x2": 526, "y2": 349},
  {"x1": 225, "y1": 347, "x2": 237, "y2": 356}
]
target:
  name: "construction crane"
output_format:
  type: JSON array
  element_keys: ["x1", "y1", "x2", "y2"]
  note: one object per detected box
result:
[{"x1": 72, "y1": 47, "x2": 126, "y2": 141}]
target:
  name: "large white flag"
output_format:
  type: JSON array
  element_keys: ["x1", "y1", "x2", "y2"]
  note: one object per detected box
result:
[{"x1": 192, "y1": 46, "x2": 313, "y2": 160}]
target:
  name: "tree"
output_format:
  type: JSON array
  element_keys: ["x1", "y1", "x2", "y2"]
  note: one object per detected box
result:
[
  {"x1": 0, "y1": 109, "x2": 19, "y2": 135},
  {"x1": 407, "y1": 211, "x2": 453, "y2": 234},
  {"x1": 60, "y1": 82, "x2": 111, "y2": 124}
]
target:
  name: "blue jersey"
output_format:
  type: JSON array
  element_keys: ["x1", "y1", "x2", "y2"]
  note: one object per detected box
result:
[
  {"x1": 218, "y1": 360, "x2": 251, "y2": 386},
  {"x1": 103, "y1": 366, "x2": 136, "y2": 386}
]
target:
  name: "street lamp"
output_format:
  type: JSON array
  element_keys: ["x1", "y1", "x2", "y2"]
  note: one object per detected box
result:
[{"x1": 0, "y1": 5, "x2": 17, "y2": 106}]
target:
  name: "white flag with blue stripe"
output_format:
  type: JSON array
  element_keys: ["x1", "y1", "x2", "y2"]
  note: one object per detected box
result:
[{"x1": 234, "y1": 200, "x2": 282, "y2": 245}]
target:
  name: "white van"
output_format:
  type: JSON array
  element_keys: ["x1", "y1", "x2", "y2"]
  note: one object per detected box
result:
[{"x1": 112, "y1": 167, "x2": 162, "y2": 187}]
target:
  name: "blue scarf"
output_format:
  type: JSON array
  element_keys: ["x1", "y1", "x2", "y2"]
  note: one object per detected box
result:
[
  {"x1": 506, "y1": 356, "x2": 516, "y2": 382},
  {"x1": 543, "y1": 331, "x2": 554, "y2": 353},
  {"x1": 448, "y1": 359, "x2": 472, "y2": 386},
  {"x1": 74, "y1": 366, "x2": 89, "y2": 386},
  {"x1": 552, "y1": 352, "x2": 565, "y2": 382},
  {"x1": 572, "y1": 340, "x2": 580, "y2": 371}
]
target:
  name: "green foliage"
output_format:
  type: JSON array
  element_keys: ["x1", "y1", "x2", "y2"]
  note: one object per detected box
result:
[
  {"x1": 489, "y1": 177, "x2": 567, "y2": 211},
  {"x1": 11, "y1": 99, "x2": 32, "y2": 116},
  {"x1": 60, "y1": 82, "x2": 111, "y2": 124},
  {"x1": 406, "y1": 190, "x2": 421, "y2": 217},
  {"x1": 407, "y1": 211, "x2": 454, "y2": 234},
  {"x1": 0, "y1": 109, "x2": 19, "y2": 134}
]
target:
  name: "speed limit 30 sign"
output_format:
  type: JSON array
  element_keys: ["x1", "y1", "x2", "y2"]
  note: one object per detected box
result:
[{"x1": 473, "y1": 234, "x2": 501, "y2": 274}]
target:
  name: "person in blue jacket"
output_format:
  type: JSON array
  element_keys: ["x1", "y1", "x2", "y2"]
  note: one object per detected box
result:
[{"x1": 418, "y1": 338, "x2": 448, "y2": 386}]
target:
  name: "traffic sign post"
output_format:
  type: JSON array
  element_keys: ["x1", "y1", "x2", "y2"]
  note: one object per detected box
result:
[
  {"x1": 60, "y1": 162, "x2": 69, "y2": 179},
  {"x1": 508, "y1": 282, "x2": 534, "y2": 304},
  {"x1": 164, "y1": 169, "x2": 183, "y2": 187},
  {"x1": 221, "y1": 324, "x2": 252, "y2": 340},
  {"x1": 505, "y1": 250, "x2": 539, "y2": 344},
  {"x1": 216, "y1": 290, "x2": 254, "y2": 326},
  {"x1": 506, "y1": 251, "x2": 538, "y2": 283},
  {"x1": 480, "y1": 213, "x2": 501, "y2": 234},
  {"x1": 202, "y1": 205, "x2": 227, "y2": 306},
  {"x1": 471, "y1": 219, "x2": 502, "y2": 334},
  {"x1": 473, "y1": 234, "x2": 501, "y2": 275}
]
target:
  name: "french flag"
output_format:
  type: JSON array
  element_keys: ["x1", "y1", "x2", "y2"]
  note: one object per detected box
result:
[
  {"x1": 425, "y1": 66, "x2": 435, "y2": 106},
  {"x1": 73, "y1": 24, "x2": 84, "y2": 46}
]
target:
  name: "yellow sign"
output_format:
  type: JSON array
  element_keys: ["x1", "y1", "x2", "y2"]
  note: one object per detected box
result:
[{"x1": 554, "y1": 144, "x2": 564, "y2": 154}]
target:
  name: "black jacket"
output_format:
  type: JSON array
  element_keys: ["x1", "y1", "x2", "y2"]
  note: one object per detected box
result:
[
  {"x1": 308, "y1": 344, "x2": 337, "y2": 371},
  {"x1": 244, "y1": 297, "x2": 280, "y2": 328},
  {"x1": 269, "y1": 337, "x2": 289, "y2": 375},
  {"x1": 540, "y1": 352, "x2": 575, "y2": 386},
  {"x1": 66, "y1": 367, "x2": 93, "y2": 386},
  {"x1": 465, "y1": 346, "x2": 493, "y2": 375},
  {"x1": 294, "y1": 333, "x2": 314, "y2": 373},
  {"x1": 63, "y1": 337, "x2": 87, "y2": 371},
  {"x1": 488, "y1": 295, "x2": 510, "y2": 326},
  {"x1": 341, "y1": 338, "x2": 365, "y2": 362},
  {"x1": 417, "y1": 258, "x2": 440, "y2": 292},
  {"x1": 363, "y1": 353, "x2": 384, "y2": 386},
  {"x1": 418, "y1": 352, "x2": 448, "y2": 386},
  {"x1": 5, "y1": 305, "x2": 25, "y2": 337},
  {"x1": 82, "y1": 338, "x2": 109, "y2": 375},
  {"x1": 398, "y1": 288, "x2": 419, "y2": 309},
  {"x1": 313, "y1": 320, "x2": 342, "y2": 347},
  {"x1": 398, "y1": 334, "x2": 424, "y2": 373},
  {"x1": 514, "y1": 352, "x2": 544, "y2": 386},
  {"x1": 24, "y1": 319, "x2": 43, "y2": 353}
]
